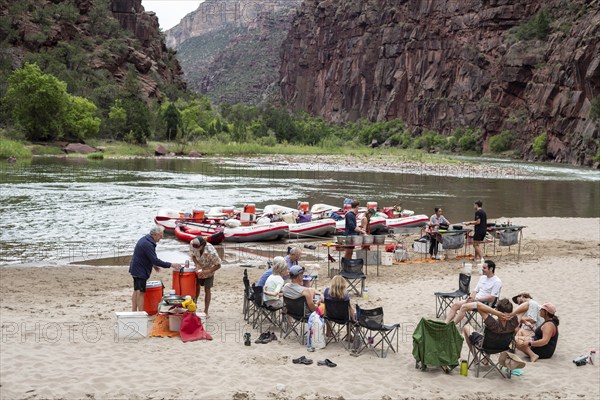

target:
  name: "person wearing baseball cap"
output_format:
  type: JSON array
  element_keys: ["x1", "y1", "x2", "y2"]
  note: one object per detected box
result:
[
  {"x1": 282, "y1": 265, "x2": 319, "y2": 313},
  {"x1": 516, "y1": 302, "x2": 560, "y2": 362}
]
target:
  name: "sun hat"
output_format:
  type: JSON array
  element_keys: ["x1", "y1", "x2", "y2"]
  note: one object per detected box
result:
[
  {"x1": 289, "y1": 265, "x2": 305, "y2": 277},
  {"x1": 511, "y1": 292, "x2": 532, "y2": 304},
  {"x1": 191, "y1": 236, "x2": 206, "y2": 249},
  {"x1": 540, "y1": 302, "x2": 557, "y2": 315},
  {"x1": 499, "y1": 351, "x2": 526, "y2": 370}
]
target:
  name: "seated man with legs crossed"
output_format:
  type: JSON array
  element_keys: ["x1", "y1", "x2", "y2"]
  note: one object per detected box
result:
[{"x1": 444, "y1": 260, "x2": 502, "y2": 325}]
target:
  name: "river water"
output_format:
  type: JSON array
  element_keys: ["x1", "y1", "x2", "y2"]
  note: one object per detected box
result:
[{"x1": 1, "y1": 156, "x2": 598, "y2": 265}]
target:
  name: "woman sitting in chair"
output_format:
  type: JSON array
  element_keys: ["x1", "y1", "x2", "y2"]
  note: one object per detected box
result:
[
  {"x1": 262, "y1": 257, "x2": 288, "y2": 308},
  {"x1": 463, "y1": 298, "x2": 519, "y2": 360},
  {"x1": 322, "y1": 275, "x2": 355, "y2": 319}
]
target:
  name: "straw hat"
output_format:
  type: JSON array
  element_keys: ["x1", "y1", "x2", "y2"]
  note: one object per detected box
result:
[
  {"x1": 511, "y1": 292, "x2": 532, "y2": 304},
  {"x1": 499, "y1": 351, "x2": 526, "y2": 370}
]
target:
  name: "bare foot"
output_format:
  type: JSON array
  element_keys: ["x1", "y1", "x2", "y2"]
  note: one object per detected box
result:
[{"x1": 530, "y1": 354, "x2": 539, "y2": 362}]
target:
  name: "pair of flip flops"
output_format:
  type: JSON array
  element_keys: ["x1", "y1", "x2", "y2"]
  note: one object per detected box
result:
[
  {"x1": 292, "y1": 356, "x2": 313, "y2": 365},
  {"x1": 317, "y1": 359, "x2": 337, "y2": 368}
]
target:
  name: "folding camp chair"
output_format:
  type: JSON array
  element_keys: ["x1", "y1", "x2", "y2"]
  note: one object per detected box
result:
[
  {"x1": 323, "y1": 298, "x2": 353, "y2": 348},
  {"x1": 282, "y1": 296, "x2": 310, "y2": 344},
  {"x1": 434, "y1": 273, "x2": 471, "y2": 318},
  {"x1": 251, "y1": 284, "x2": 284, "y2": 333},
  {"x1": 353, "y1": 305, "x2": 400, "y2": 358},
  {"x1": 468, "y1": 328, "x2": 516, "y2": 379},
  {"x1": 242, "y1": 269, "x2": 255, "y2": 322},
  {"x1": 412, "y1": 318, "x2": 463, "y2": 372},
  {"x1": 340, "y1": 257, "x2": 366, "y2": 296}
]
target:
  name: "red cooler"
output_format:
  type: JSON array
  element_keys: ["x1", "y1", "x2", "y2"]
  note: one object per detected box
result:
[
  {"x1": 144, "y1": 280, "x2": 164, "y2": 315},
  {"x1": 172, "y1": 267, "x2": 197, "y2": 298}
]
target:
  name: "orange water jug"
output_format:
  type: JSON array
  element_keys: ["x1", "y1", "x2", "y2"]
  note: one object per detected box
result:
[
  {"x1": 298, "y1": 201, "x2": 310, "y2": 212},
  {"x1": 193, "y1": 209, "x2": 205, "y2": 220},
  {"x1": 144, "y1": 280, "x2": 164, "y2": 315},
  {"x1": 172, "y1": 268, "x2": 197, "y2": 298},
  {"x1": 244, "y1": 204, "x2": 256, "y2": 214}
]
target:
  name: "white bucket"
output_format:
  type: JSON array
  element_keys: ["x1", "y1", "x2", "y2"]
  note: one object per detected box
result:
[{"x1": 168, "y1": 314, "x2": 184, "y2": 331}]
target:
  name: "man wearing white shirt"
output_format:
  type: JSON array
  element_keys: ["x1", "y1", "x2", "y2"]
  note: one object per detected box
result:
[{"x1": 444, "y1": 260, "x2": 502, "y2": 325}]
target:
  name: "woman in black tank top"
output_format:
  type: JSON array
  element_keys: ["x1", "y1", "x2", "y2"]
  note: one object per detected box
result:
[{"x1": 516, "y1": 302, "x2": 559, "y2": 362}]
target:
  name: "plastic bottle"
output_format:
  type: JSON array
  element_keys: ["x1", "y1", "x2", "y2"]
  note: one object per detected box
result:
[
  {"x1": 460, "y1": 359, "x2": 468, "y2": 376},
  {"x1": 590, "y1": 349, "x2": 596, "y2": 365},
  {"x1": 363, "y1": 288, "x2": 369, "y2": 300},
  {"x1": 185, "y1": 260, "x2": 190, "y2": 268}
]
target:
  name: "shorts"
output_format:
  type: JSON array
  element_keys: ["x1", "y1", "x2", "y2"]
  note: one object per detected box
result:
[
  {"x1": 197, "y1": 275, "x2": 214, "y2": 289},
  {"x1": 469, "y1": 332, "x2": 484, "y2": 348},
  {"x1": 133, "y1": 277, "x2": 147, "y2": 292},
  {"x1": 472, "y1": 232, "x2": 486, "y2": 241}
]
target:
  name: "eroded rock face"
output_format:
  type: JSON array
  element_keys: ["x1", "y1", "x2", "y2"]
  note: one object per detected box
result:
[
  {"x1": 111, "y1": 0, "x2": 186, "y2": 98},
  {"x1": 280, "y1": 0, "x2": 600, "y2": 166}
]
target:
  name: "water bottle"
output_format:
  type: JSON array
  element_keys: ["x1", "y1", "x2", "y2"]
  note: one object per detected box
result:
[
  {"x1": 460, "y1": 359, "x2": 468, "y2": 376},
  {"x1": 185, "y1": 260, "x2": 190, "y2": 269},
  {"x1": 363, "y1": 288, "x2": 369, "y2": 300},
  {"x1": 590, "y1": 349, "x2": 596, "y2": 365}
]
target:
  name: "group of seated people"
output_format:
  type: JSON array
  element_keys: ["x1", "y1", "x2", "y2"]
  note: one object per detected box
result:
[
  {"x1": 444, "y1": 259, "x2": 559, "y2": 363},
  {"x1": 255, "y1": 247, "x2": 356, "y2": 329}
]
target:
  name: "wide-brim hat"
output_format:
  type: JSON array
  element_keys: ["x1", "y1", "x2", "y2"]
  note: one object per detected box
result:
[{"x1": 499, "y1": 351, "x2": 526, "y2": 370}]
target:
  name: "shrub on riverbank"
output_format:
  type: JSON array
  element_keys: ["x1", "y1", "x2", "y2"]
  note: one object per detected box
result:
[{"x1": 0, "y1": 137, "x2": 32, "y2": 160}]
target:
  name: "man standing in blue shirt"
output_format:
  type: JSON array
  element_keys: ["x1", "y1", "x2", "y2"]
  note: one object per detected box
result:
[
  {"x1": 344, "y1": 200, "x2": 360, "y2": 260},
  {"x1": 129, "y1": 225, "x2": 181, "y2": 311}
]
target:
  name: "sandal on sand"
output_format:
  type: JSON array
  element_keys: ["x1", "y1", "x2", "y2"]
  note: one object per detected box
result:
[
  {"x1": 317, "y1": 359, "x2": 337, "y2": 368},
  {"x1": 292, "y1": 356, "x2": 313, "y2": 365}
]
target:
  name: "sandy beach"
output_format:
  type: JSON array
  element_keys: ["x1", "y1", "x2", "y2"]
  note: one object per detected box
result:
[{"x1": 1, "y1": 217, "x2": 599, "y2": 399}]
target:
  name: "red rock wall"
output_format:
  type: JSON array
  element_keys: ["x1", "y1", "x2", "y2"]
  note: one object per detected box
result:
[{"x1": 280, "y1": 0, "x2": 600, "y2": 165}]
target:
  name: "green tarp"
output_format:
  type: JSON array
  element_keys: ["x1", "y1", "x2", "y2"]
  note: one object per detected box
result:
[{"x1": 412, "y1": 318, "x2": 463, "y2": 369}]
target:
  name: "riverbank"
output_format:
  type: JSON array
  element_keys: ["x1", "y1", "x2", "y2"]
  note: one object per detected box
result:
[{"x1": 1, "y1": 217, "x2": 598, "y2": 399}]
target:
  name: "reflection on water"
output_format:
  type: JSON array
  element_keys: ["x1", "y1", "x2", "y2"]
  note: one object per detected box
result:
[{"x1": 1, "y1": 157, "x2": 598, "y2": 264}]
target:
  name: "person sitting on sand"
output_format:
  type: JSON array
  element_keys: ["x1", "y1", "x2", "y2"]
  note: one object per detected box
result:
[
  {"x1": 515, "y1": 303, "x2": 559, "y2": 362},
  {"x1": 507, "y1": 292, "x2": 543, "y2": 337},
  {"x1": 282, "y1": 265, "x2": 319, "y2": 313},
  {"x1": 262, "y1": 257, "x2": 288, "y2": 308},
  {"x1": 462, "y1": 299, "x2": 519, "y2": 362},
  {"x1": 444, "y1": 260, "x2": 501, "y2": 325}
]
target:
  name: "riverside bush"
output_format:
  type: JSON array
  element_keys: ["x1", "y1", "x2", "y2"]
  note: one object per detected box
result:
[
  {"x1": 532, "y1": 133, "x2": 548, "y2": 157},
  {"x1": 0, "y1": 138, "x2": 32, "y2": 159},
  {"x1": 489, "y1": 130, "x2": 514, "y2": 153}
]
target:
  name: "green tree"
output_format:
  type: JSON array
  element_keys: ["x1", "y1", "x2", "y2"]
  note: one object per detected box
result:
[
  {"x1": 63, "y1": 96, "x2": 101, "y2": 140},
  {"x1": 162, "y1": 103, "x2": 181, "y2": 141},
  {"x1": 4, "y1": 63, "x2": 69, "y2": 140},
  {"x1": 122, "y1": 98, "x2": 150, "y2": 144},
  {"x1": 106, "y1": 99, "x2": 127, "y2": 139}
]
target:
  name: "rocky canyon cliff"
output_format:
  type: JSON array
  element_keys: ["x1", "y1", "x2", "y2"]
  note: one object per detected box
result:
[{"x1": 280, "y1": 0, "x2": 600, "y2": 166}]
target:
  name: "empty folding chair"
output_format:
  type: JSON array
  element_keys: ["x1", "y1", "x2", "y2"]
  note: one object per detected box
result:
[
  {"x1": 282, "y1": 296, "x2": 310, "y2": 344},
  {"x1": 354, "y1": 305, "x2": 400, "y2": 358},
  {"x1": 323, "y1": 298, "x2": 353, "y2": 348},
  {"x1": 434, "y1": 273, "x2": 471, "y2": 318},
  {"x1": 251, "y1": 284, "x2": 284, "y2": 333},
  {"x1": 242, "y1": 269, "x2": 255, "y2": 322},
  {"x1": 412, "y1": 318, "x2": 463, "y2": 372},
  {"x1": 340, "y1": 257, "x2": 366, "y2": 296}
]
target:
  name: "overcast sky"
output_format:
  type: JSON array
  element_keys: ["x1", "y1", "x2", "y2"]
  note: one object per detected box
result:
[{"x1": 142, "y1": 0, "x2": 204, "y2": 30}]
